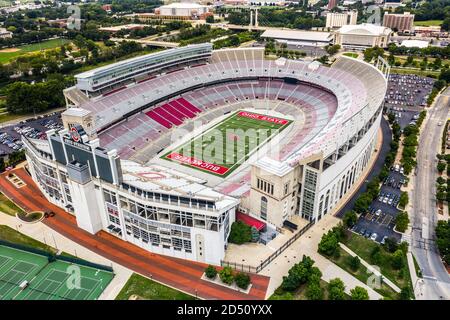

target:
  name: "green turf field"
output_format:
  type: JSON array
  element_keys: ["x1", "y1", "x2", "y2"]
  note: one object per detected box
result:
[
  {"x1": 0, "y1": 245, "x2": 114, "y2": 300},
  {"x1": 162, "y1": 110, "x2": 292, "y2": 177},
  {"x1": 0, "y1": 38, "x2": 70, "y2": 64}
]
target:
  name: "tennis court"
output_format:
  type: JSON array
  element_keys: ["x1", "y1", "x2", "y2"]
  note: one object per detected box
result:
[
  {"x1": 0, "y1": 245, "x2": 48, "y2": 300},
  {"x1": 0, "y1": 245, "x2": 114, "y2": 300},
  {"x1": 15, "y1": 260, "x2": 114, "y2": 300}
]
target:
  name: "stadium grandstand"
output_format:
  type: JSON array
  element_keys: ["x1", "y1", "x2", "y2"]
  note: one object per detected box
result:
[{"x1": 23, "y1": 43, "x2": 389, "y2": 265}]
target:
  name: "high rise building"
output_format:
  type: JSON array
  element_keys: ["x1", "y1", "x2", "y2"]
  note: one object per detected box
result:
[
  {"x1": 326, "y1": 10, "x2": 358, "y2": 29},
  {"x1": 382, "y1": 12, "x2": 415, "y2": 33}
]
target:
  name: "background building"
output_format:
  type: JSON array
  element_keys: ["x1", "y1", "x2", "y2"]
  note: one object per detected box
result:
[
  {"x1": 334, "y1": 23, "x2": 392, "y2": 49},
  {"x1": 326, "y1": 10, "x2": 358, "y2": 29},
  {"x1": 383, "y1": 12, "x2": 414, "y2": 33},
  {"x1": 0, "y1": 28, "x2": 12, "y2": 39},
  {"x1": 155, "y1": 2, "x2": 212, "y2": 20},
  {"x1": 327, "y1": 0, "x2": 338, "y2": 10}
]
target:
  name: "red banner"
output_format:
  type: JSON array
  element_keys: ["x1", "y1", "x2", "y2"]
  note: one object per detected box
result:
[
  {"x1": 166, "y1": 153, "x2": 229, "y2": 175},
  {"x1": 237, "y1": 111, "x2": 289, "y2": 125}
]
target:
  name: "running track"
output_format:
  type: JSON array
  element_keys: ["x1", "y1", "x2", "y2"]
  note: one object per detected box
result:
[{"x1": 0, "y1": 168, "x2": 270, "y2": 300}]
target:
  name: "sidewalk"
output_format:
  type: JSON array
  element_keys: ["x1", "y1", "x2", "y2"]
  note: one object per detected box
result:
[
  {"x1": 0, "y1": 213, "x2": 133, "y2": 300},
  {"x1": 340, "y1": 243, "x2": 401, "y2": 293}
]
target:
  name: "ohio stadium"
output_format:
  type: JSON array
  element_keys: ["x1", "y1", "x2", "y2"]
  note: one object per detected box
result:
[{"x1": 22, "y1": 43, "x2": 389, "y2": 264}]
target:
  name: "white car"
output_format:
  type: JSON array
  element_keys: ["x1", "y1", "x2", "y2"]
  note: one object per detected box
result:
[
  {"x1": 375, "y1": 209, "x2": 382, "y2": 216},
  {"x1": 370, "y1": 233, "x2": 378, "y2": 241}
]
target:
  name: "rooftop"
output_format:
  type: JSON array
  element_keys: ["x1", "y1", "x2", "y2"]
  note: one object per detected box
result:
[
  {"x1": 261, "y1": 29, "x2": 332, "y2": 42},
  {"x1": 338, "y1": 23, "x2": 392, "y2": 36}
]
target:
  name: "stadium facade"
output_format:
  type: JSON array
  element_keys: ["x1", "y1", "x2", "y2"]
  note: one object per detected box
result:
[{"x1": 23, "y1": 43, "x2": 389, "y2": 265}]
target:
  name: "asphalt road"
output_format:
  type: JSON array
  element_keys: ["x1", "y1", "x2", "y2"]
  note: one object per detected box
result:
[{"x1": 411, "y1": 87, "x2": 450, "y2": 300}]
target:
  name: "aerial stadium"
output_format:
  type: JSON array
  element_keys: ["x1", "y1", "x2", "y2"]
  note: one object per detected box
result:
[{"x1": 22, "y1": 43, "x2": 389, "y2": 265}]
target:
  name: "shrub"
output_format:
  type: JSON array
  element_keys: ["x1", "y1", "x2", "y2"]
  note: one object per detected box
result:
[
  {"x1": 234, "y1": 272, "x2": 251, "y2": 290},
  {"x1": 318, "y1": 230, "x2": 339, "y2": 256},
  {"x1": 204, "y1": 265, "x2": 217, "y2": 279},
  {"x1": 350, "y1": 286, "x2": 369, "y2": 300},
  {"x1": 395, "y1": 212, "x2": 409, "y2": 232},
  {"x1": 391, "y1": 249, "x2": 405, "y2": 270},
  {"x1": 306, "y1": 280, "x2": 324, "y2": 300},
  {"x1": 400, "y1": 286, "x2": 412, "y2": 300},
  {"x1": 328, "y1": 278, "x2": 346, "y2": 300},
  {"x1": 228, "y1": 221, "x2": 252, "y2": 244},
  {"x1": 219, "y1": 266, "x2": 234, "y2": 285},
  {"x1": 349, "y1": 256, "x2": 361, "y2": 271},
  {"x1": 343, "y1": 210, "x2": 358, "y2": 228}
]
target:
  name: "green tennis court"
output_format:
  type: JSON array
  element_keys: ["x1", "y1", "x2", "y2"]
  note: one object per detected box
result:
[
  {"x1": 0, "y1": 245, "x2": 114, "y2": 300},
  {"x1": 0, "y1": 245, "x2": 48, "y2": 300},
  {"x1": 15, "y1": 260, "x2": 114, "y2": 300}
]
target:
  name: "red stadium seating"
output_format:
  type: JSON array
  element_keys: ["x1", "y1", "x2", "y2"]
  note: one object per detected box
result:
[
  {"x1": 177, "y1": 98, "x2": 202, "y2": 113},
  {"x1": 145, "y1": 110, "x2": 173, "y2": 129}
]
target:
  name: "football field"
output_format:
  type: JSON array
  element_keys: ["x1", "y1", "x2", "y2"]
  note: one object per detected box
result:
[{"x1": 162, "y1": 110, "x2": 292, "y2": 177}]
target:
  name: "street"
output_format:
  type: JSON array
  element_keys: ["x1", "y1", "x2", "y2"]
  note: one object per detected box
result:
[{"x1": 411, "y1": 86, "x2": 450, "y2": 300}]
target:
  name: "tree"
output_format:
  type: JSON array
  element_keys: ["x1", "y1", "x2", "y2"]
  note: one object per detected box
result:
[
  {"x1": 350, "y1": 286, "x2": 369, "y2": 300},
  {"x1": 234, "y1": 272, "x2": 251, "y2": 290},
  {"x1": 205, "y1": 15, "x2": 214, "y2": 23},
  {"x1": 343, "y1": 210, "x2": 357, "y2": 228},
  {"x1": 435, "y1": 220, "x2": 450, "y2": 264},
  {"x1": 437, "y1": 161, "x2": 447, "y2": 173},
  {"x1": 354, "y1": 193, "x2": 372, "y2": 213},
  {"x1": 306, "y1": 281, "x2": 324, "y2": 300},
  {"x1": 281, "y1": 255, "x2": 316, "y2": 291},
  {"x1": 328, "y1": 278, "x2": 346, "y2": 300},
  {"x1": 228, "y1": 221, "x2": 252, "y2": 244},
  {"x1": 395, "y1": 211, "x2": 409, "y2": 233},
  {"x1": 219, "y1": 266, "x2": 234, "y2": 285},
  {"x1": 349, "y1": 256, "x2": 361, "y2": 271},
  {"x1": 391, "y1": 249, "x2": 405, "y2": 270},
  {"x1": 205, "y1": 265, "x2": 217, "y2": 279},
  {"x1": 398, "y1": 192, "x2": 409, "y2": 208},
  {"x1": 400, "y1": 286, "x2": 412, "y2": 300},
  {"x1": 383, "y1": 237, "x2": 399, "y2": 253},
  {"x1": 318, "y1": 230, "x2": 339, "y2": 256}
]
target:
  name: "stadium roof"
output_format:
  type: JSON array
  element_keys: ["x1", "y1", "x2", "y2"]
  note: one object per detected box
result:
[
  {"x1": 261, "y1": 29, "x2": 332, "y2": 43},
  {"x1": 337, "y1": 23, "x2": 392, "y2": 36},
  {"x1": 120, "y1": 160, "x2": 238, "y2": 211},
  {"x1": 159, "y1": 2, "x2": 209, "y2": 9}
]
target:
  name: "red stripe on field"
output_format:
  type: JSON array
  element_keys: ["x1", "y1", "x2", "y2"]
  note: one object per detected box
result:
[{"x1": 166, "y1": 153, "x2": 229, "y2": 175}]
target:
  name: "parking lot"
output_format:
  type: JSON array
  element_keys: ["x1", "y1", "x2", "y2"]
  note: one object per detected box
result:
[
  {"x1": 384, "y1": 74, "x2": 435, "y2": 130},
  {"x1": 384, "y1": 74, "x2": 435, "y2": 111},
  {"x1": 0, "y1": 112, "x2": 63, "y2": 157},
  {"x1": 352, "y1": 167, "x2": 405, "y2": 244}
]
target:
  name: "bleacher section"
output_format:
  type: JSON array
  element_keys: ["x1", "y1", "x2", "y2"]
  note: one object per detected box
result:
[{"x1": 97, "y1": 80, "x2": 338, "y2": 161}]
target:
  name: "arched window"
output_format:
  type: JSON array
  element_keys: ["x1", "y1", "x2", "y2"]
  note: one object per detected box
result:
[{"x1": 261, "y1": 196, "x2": 268, "y2": 220}]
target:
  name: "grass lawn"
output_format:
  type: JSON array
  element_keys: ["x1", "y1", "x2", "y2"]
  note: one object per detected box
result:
[
  {"x1": 269, "y1": 279, "x2": 333, "y2": 300},
  {"x1": 0, "y1": 38, "x2": 70, "y2": 64},
  {"x1": 343, "y1": 52, "x2": 358, "y2": 58},
  {"x1": 390, "y1": 68, "x2": 441, "y2": 77},
  {"x1": 413, "y1": 20, "x2": 443, "y2": 27},
  {"x1": 342, "y1": 233, "x2": 413, "y2": 294},
  {"x1": 0, "y1": 225, "x2": 58, "y2": 254},
  {"x1": 0, "y1": 192, "x2": 25, "y2": 216},
  {"x1": 115, "y1": 273, "x2": 195, "y2": 300},
  {"x1": 325, "y1": 247, "x2": 399, "y2": 299},
  {"x1": 162, "y1": 110, "x2": 292, "y2": 177}
]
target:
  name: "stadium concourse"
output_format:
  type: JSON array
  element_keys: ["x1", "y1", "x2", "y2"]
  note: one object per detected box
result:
[{"x1": 22, "y1": 43, "x2": 389, "y2": 273}]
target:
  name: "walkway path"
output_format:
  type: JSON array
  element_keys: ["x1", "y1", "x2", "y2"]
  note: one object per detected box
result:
[
  {"x1": 339, "y1": 243, "x2": 401, "y2": 293},
  {"x1": 0, "y1": 167, "x2": 270, "y2": 300}
]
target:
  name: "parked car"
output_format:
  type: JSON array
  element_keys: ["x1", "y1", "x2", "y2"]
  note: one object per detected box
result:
[{"x1": 370, "y1": 233, "x2": 378, "y2": 241}]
